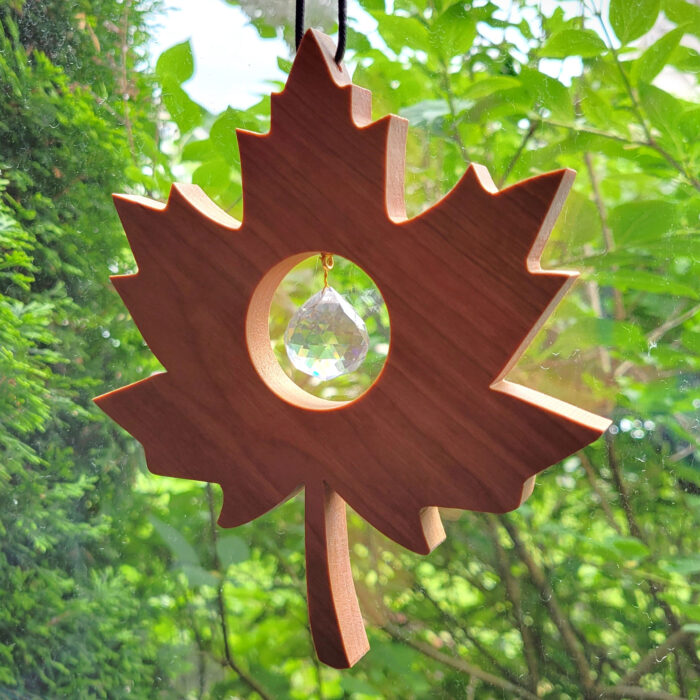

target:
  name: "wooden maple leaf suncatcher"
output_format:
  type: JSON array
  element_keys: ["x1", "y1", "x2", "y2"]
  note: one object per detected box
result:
[{"x1": 95, "y1": 30, "x2": 610, "y2": 668}]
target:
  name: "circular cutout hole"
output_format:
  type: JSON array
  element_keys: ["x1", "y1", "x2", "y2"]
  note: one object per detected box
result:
[{"x1": 247, "y1": 253, "x2": 390, "y2": 408}]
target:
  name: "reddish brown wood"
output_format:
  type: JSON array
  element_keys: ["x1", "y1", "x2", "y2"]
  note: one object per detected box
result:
[
  {"x1": 305, "y1": 482, "x2": 369, "y2": 667},
  {"x1": 95, "y1": 30, "x2": 610, "y2": 668}
]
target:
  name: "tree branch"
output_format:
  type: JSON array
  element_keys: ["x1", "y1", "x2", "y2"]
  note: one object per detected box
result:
[
  {"x1": 673, "y1": 650, "x2": 688, "y2": 698},
  {"x1": 583, "y1": 152, "x2": 625, "y2": 320},
  {"x1": 621, "y1": 629, "x2": 692, "y2": 686},
  {"x1": 595, "y1": 685, "x2": 687, "y2": 700},
  {"x1": 579, "y1": 451, "x2": 622, "y2": 534},
  {"x1": 592, "y1": 0, "x2": 700, "y2": 192},
  {"x1": 437, "y1": 57, "x2": 469, "y2": 162},
  {"x1": 415, "y1": 582, "x2": 521, "y2": 686},
  {"x1": 582, "y1": 152, "x2": 614, "y2": 252},
  {"x1": 615, "y1": 303, "x2": 700, "y2": 378},
  {"x1": 500, "y1": 517, "x2": 597, "y2": 696},
  {"x1": 383, "y1": 624, "x2": 539, "y2": 700},
  {"x1": 206, "y1": 485, "x2": 272, "y2": 700},
  {"x1": 591, "y1": 7, "x2": 652, "y2": 143},
  {"x1": 541, "y1": 119, "x2": 700, "y2": 193},
  {"x1": 498, "y1": 120, "x2": 538, "y2": 188},
  {"x1": 605, "y1": 434, "x2": 645, "y2": 541},
  {"x1": 605, "y1": 440, "x2": 700, "y2": 676},
  {"x1": 485, "y1": 515, "x2": 540, "y2": 692},
  {"x1": 540, "y1": 118, "x2": 632, "y2": 144},
  {"x1": 118, "y1": 0, "x2": 137, "y2": 165}
]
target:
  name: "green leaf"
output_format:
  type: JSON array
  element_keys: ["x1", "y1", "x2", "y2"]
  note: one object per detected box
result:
[
  {"x1": 540, "y1": 29, "x2": 607, "y2": 58},
  {"x1": 519, "y1": 67, "x2": 573, "y2": 121},
  {"x1": 661, "y1": 555, "x2": 700, "y2": 575},
  {"x1": 357, "y1": 0, "x2": 385, "y2": 12},
  {"x1": 181, "y1": 138, "x2": 215, "y2": 162},
  {"x1": 149, "y1": 516, "x2": 200, "y2": 566},
  {"x1": 679, "y1": 106, "x2": 700, "y2": 141},
  {"x1": 664, "y1": 0, "x2": 700, "y2": 28},
  {"x1": 548, "y1": 318, "x2": 647, "y2": 356},
  {"x1": 192, "y1": 158, "x2": 233, "y2": 199},
  {"x1": 341, "y1": 675, "x2": 380, "y2": 695},
  {"x1": 551, "y1": 189, "x2": 602, "y2": 250},
  {"x1": 610, "y1": 0, "x2": 660, "y2": 44},
  {"x1": 681, "y1": 330, "x2": 700, "y2": 354},
  {"x1": 209, "y1": 107, "x2": 248, "y2": 165},
  {"x1": 639, "y1": 83, "x2": 685, "y2": 140},
  {"x1": 178, "y1": 563, "x2": 219, "y2": 588},
  {"x1": 160, "y1": 77, "x2": 204, "y2": 133},
  {"x1": 250, "y1": 16, "x2": 277, "y2": 39},
  {"x1": 683, "y1": 623, "x2": 700, "y2": 633},
  {"x1": 593, "y1": 269, "x2": 698, "y2": 298},
  {"x1": 669, "y1": 43, "x2": 700, "y2": 72},
  {"x1": 608, "y1": 200, "x2": 678, "y2": 245},
  {"x1": 463, "y1": 76, "x2": 520, "y2": 100},
  {"x1": 430, "y1": 3, "x2": 477, "y2": 58},
  {"x1": 212, "y1": 105, "x2": 261, "y2": 137},
  {"x1": 609, "y1": 536, "x2": 650, "y2": 559},
  {"x1": 346, "y1": 26, "x2": 373, "y2": 54},
  {"x1": 400, "y1": 99, "x2": 451, "y2": 127},
  {"x1": 216, "y1": 533, "x2": 250, "y2": 568},
  {"x1": 156, "y1": 40, "x2": 194, "y2": 84},
  {"x1": 377, "y1": 15, "x2": 431, "y2": 55},
  {"x1": 632, "y1": 27, "x2": 685, "y2": 83}
]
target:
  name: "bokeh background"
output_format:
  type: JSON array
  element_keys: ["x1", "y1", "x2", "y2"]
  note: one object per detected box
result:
[{"x1": 1, "y1": 0, "x2": 699, "y2": 698}]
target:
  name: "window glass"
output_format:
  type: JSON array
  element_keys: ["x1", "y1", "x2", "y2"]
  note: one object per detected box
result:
[{"x1": 1, "y1": 1, "x2": 698, "y2": 697}]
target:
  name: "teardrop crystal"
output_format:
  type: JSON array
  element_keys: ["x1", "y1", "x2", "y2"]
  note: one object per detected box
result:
[{"x1": 284, "y1": 286, "x2": 370, "y2": 381}]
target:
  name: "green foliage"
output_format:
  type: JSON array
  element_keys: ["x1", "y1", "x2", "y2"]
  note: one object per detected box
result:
[
  {"x1": 540, "y1": 28, "x2": 607, "y2": 58},
  {"x1": 156, "y1": 40, "x2": 204, "y2": 134},
  {"x1": 610, "y1": 0, "x2": 661, "y2": 44},
  {"x1": 2, "y1": 0, "x2": 699, "y2": 698},
  {"x1": 0, "y1": 1, "x2": 176, "y2": 696}
]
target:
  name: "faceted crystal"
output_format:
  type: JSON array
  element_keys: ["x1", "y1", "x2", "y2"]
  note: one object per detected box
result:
[{"x1": 284, "y1": 286, "x2": 369, "y2": 381}]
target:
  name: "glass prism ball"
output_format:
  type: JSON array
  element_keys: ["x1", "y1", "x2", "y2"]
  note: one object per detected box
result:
[{"x1": 284, "y1": 286, "x2": 370, "y2": 381}]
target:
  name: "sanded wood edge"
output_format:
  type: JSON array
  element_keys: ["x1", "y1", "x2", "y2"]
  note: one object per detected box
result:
[
  {"x1": 418, "y1": 506, "x2": 447, "y2": 552},
  {"x1": 245, "y1": 253, "x2": 353, "y2": 412},
  {"x1": 306, "y1": 482, "x2": 370, "y2": 668},
  {"x1": 492, "y1": 381, "x2": 612, "y2": 434},
  {"x1": 517, "y1": 168, "x2": 576, "y2": 271},
  {"x1": 114, "y1": 183, "x2": 241, "y2": 230}
]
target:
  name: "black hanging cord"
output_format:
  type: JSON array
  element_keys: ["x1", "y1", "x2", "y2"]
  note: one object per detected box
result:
[
  {"x1": 294, "y1": 0, "x2": 347, "y2": 65},
  {"x1": 335, "y1": 0, "x2": 346, "y2": 64},
  {"x1": 295, "y1": 0, "x2": 305, "y2": 52}
]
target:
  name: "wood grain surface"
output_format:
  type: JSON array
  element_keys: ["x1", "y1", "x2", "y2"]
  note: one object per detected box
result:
[{"x1": 95, "y1": 29, "x2": 610, "y2": 668}]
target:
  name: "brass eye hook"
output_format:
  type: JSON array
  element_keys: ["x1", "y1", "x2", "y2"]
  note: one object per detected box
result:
[{"x1": 320, "y1": 252, "x2": 334, "y2": 289}]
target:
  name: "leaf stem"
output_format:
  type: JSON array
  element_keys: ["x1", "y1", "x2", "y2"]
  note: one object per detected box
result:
[
  {"x1": 438, "y1": 57, "x2": 470, "y2": 162},
  {"x1": 591, "y1": 5, "x2": 653, "y2": 143},
  {"x1": 498, "y1": 120, "x2": 538, "y2": 188},
  {"x1": 540, "y1": 119, "x2": 700, "y2": 192},
  {"x1": 590, "y1": 3, "x2": 700, "y2": 191}
]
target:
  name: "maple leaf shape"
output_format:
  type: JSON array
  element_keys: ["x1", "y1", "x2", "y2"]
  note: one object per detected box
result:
[{"x1": 95, "y1": 30, "x2": 610, "y2": 668}]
